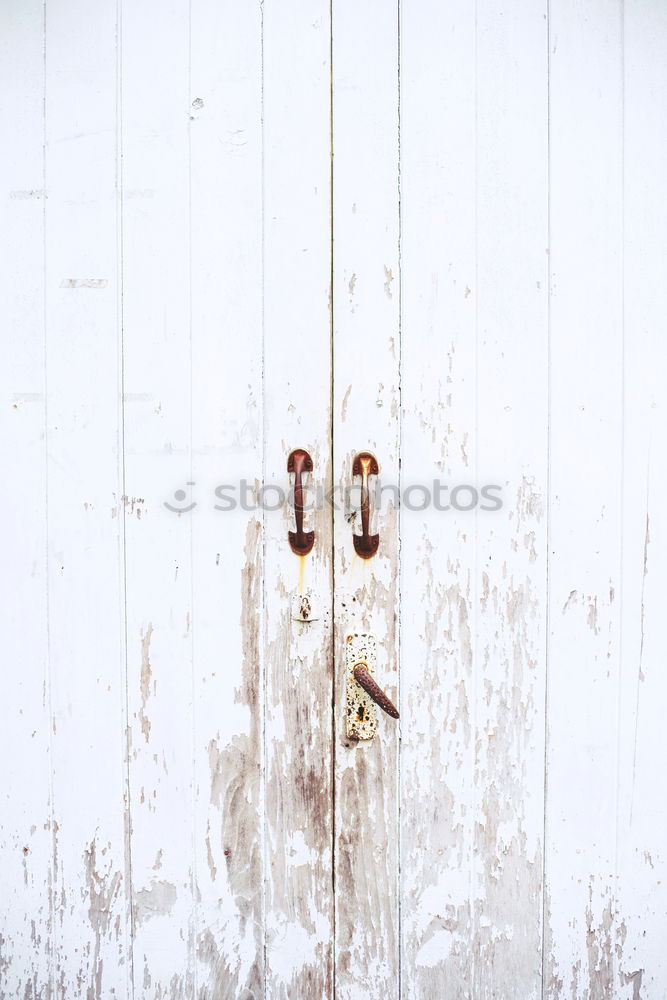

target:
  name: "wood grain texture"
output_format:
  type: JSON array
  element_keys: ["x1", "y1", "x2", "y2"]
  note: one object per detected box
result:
[{"x1": 332, "y1": 4, "x2": 400, "y2": 997}]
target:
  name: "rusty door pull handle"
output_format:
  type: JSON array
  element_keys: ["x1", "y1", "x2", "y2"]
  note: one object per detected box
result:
[
  {"x1": 352, "y1": 452, "x2": 379, "y2": 558},
  {"x1": 353, "y1": 662, "x2": 399, "y2": 719},
  {"x1": 288, "y1": 449, "x2": 314, "y2": 555}
]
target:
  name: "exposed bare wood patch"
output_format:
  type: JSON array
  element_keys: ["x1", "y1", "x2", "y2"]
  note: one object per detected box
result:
[
  {"x1": 139, "y1": 624, "x2": 154, "y2": 744},
  {"x1": 82, "y1": 840, "x2": 124, "y2": 998},
  {"x1": 196, "y1": 520, "x2": 263, "y2": 997},
  {"x1": 133, "y1": 880, "x2": 177, "y2": 924}
]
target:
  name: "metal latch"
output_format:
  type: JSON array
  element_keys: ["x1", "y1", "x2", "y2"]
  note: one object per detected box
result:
[{"x1": 345, "y1": 632, "x2": 399, "y2": 740}]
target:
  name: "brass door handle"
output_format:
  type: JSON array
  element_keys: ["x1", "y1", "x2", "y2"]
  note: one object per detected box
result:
[
  {"x1": 352, "y1": 451, "x2": 379, "y2": 558},
  {"x1": 287, "y1": 448, "x2": 314, "y2": 555},
  {"x1": 353, "y1": 662, "x2": 399, "y2": 718}
]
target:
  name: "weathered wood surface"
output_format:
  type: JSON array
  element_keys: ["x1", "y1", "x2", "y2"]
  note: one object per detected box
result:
[
  {"x1": 1, "y1": 0, "x2": 667, "y2": 997},
  {"x1": 262, "y1": 4, "x2": 334, "y2": 998},
  {"x1": 402, "y1": 4, "x2": 549, "y2": 999},
  {"x1": 331, "y1": 3, "x2": 400, "y2": 998},
  {"x1": 1, "y1": 3, "x2": 53, "y2": 997}
]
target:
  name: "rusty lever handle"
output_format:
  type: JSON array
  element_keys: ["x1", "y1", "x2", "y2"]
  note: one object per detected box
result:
[
  {"x1": 352, "y1": 452, "x2": 379, "y2": 558},
  {"x1": 353, "y1": 662, "x2": 399, "y2": 719},
  {"x1": 287, "y1": 449, "x2": 315, "y2": 556}
]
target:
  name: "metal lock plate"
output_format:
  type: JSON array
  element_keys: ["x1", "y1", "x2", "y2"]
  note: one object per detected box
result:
[
  {"x1": 345, "y1": 632, "x2": 378, "y2": 740},
  {"x1": 291, "y1": 592, "x2": 319, "y2": 623}
]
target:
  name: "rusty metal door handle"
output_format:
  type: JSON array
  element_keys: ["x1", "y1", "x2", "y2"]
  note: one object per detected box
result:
[
  {"x1": 352, "y1": 452, "x2": 379, "y2": 558},
  {"x1": 287, "y1": 448, "x2": 314, "y2": 555},
  {"x1": 346, "y1": 633, "x2": 397, "y2": 739},
  {"x1": 353, "y1": 662, "x2": 399, "y2": 718}
]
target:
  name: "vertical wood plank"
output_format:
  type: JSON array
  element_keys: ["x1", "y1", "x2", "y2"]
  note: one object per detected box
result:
[
  {"x1": 544, "y1": 0, "x2": 625, "y2": 993},
  {"x1": 189, "y1": 0, "x2": 265, "y2": 995},
  {"x1": 120, "y1": 1, "x2": 195, "y2": 994},
  {"x1": 331, "y1": 3, "x2": 400, "y2": 997},
  {"x1": 473, "y1": 2, "x2": 548, "y2": 996},
  {"x1": 399, "y1": 2, "x2": 477, "y2": 996},
  {"x1": 616, "y1": 3, "x2": 667, "y2": 996},
  {"x1": 0, "y1": 2, "x2": 52, "y2": 996},
  {"x1": 400, "y1": 1, "x2": 548, "y2": 996},
  {"x1": 43, "y1": 0, "x2": 130, "y2": 993},
  {"x1": 262, "y1": 2, "x2": 334, "y2": 996}
]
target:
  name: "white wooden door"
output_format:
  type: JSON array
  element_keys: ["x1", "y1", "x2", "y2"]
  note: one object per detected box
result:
[{"x1": 2, "y1": 1, "x2": 667, "y2": 998}]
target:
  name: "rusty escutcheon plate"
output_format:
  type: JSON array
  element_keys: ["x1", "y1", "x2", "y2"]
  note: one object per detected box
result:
[{"x1": 345, "y1": 632, "x2": 379, "y2": 740}]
